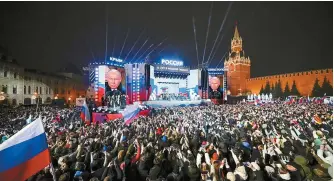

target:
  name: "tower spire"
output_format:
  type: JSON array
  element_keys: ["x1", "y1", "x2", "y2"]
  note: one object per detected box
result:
[{"x1": 234, "y1": 21, "x2": 240, "y2": 39}]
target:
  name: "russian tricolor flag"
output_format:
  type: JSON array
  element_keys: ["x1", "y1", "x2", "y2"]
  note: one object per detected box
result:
[
  {"x1": 122, "y1": 103, "x2": 141, "y2": 125},
  {"x1": 80, "y1": 102, "x2": 91, "y2": 125},
  {"x1": 0, "y1": 118, "x2": 51, "y2": 181}
]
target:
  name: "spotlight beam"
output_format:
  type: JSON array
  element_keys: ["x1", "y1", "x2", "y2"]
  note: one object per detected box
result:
[
  {"x1": 206, "y1": 2, "x2": 233, "y2": 65},
  {"x1": 124, "y1": 28, "x2": 146, "y2": 62},
  {"x1": 111, "y1": 28, "x2": 118, "y2": 58},
  {"x1": 129, "y1": 37, "x2": 149, "y2": 63},
  {"x1": 192, "y1": 16, "x2": 200, "y2": 69},
  {"x1": 145, "y1": 37, "x2": 168, "y2": 57},
  {"x1": 207, "y1": 33, "x2": 225, "y2": 66},
  {"x1": 104, "y1": 5, "x2": 109, "y2": 63},
  {"x1": 202, "y1": 2, "x2": 214, "y2": 66},
  {"x1": 215, "y1": 51, "x2": 228, "y2": 69},
  {"x1": 135, "y1": 43, "x2": 154, "y2": 63},
  {"x1": 118, "y1": 28, "x2": 130, "y2": 59}
]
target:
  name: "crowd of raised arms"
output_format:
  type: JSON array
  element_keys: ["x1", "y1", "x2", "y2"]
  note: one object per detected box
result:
[{"x1": 0, "y1": 102, "x2": 333, "y2": 181}]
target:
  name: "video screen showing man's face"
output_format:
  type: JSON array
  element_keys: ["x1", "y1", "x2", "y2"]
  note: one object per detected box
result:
[
  {"x1": 210, "y1": 77, "x2": 221, "y2": 91},
  {"x1": 106, "y1": 69, "x2": 122, "y2": 89}
]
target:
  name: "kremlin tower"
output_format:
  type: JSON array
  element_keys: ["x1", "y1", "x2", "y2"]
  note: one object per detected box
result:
[{"x1": 224, "y1": 25, "x2": 251, "y2": 95}]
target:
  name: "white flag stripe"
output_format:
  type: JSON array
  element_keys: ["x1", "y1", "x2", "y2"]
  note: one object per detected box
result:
[{"x1": 0, "y1": 118, "x2": 44, "y2": 151}]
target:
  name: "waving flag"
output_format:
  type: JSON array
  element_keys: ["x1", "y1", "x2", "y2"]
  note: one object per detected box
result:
[
  {"x1": 80, "y1": 102, "x2": 91, "y2": 125},
  {"x1": 312, "y1": 115, "x2": 322, "y2": 125},
  {"x1": 123, "y1": 104, "x2": 141, "y2": 125},
  {"x1": 0, "y1": 118, "x2": 51, "y2": 181}
]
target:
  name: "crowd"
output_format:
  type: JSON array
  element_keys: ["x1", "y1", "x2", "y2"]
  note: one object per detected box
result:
[
  {"x1": 157, "y1": 93, "x2": 188, "y2": 101},
  {"x1": 0, "y1": 102, "x2": 333, "y2": 181}
]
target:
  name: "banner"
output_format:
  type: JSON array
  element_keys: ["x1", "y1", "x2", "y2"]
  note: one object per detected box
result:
[{"x1": 154, "y1": 64, "x2": 190, "y2": 74}]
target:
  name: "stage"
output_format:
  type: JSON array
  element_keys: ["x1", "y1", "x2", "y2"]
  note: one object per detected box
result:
[{"x1": 142, "y1": 99, "x2": 212, "y2": 108}]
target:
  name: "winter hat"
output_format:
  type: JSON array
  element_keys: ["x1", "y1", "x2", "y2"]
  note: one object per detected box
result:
[
  {"x1": 121, "y1": 135, "x2": 127, "y2": 142},
  {"x1": 314, "y1": 138, "x2": 322, "y2": 149},
  {"x1": 161, "y1": 136, "x2": 167, "y2": 142},
  {"x1": 242, "y1": 141, "x2": 251, "y2": 150}
]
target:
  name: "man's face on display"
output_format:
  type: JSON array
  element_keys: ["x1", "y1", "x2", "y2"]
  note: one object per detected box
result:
[
  {"x1": 210, "y1": 77, "x2": 220, "y2": 91},
  {"x1": 106, "y1": 69, "x2": 122, "y2": 89}
]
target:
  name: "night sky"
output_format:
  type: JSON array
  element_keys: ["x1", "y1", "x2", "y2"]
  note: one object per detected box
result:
[{"x1": 0, "y1": 1, "x2": 332, "y2": 77}]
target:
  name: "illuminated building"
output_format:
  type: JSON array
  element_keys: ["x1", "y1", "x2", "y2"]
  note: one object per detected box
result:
[{"x1": 0, "y1": 55, "x2": 86, "y2": 105}]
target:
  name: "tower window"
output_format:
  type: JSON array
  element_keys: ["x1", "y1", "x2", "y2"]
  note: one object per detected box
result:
[
  {"x1": 24, "y1": 86, "x2": 26, "y2": 94},
  {"x1": 4, "y1": 70, "x2": 8, "y2": 77}
]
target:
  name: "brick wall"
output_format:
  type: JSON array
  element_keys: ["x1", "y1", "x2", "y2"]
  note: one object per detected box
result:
[{"x1": 245, "y1": 69, "x2": 333, "y2": 96}]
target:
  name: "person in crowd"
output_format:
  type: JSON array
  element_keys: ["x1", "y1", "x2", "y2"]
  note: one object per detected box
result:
[{"x1": 0, "y1": 101, "x2": 333, "y2": 181}]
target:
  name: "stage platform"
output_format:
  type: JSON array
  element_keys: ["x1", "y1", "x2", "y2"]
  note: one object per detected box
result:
[{"x1": 142, "y1": 99, "x2": 212, "y2": 108}]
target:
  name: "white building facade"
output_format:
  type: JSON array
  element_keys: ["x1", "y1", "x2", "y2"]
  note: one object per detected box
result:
[{"x1": 0, "y1": 59, "x2": 86, "y2": 105}]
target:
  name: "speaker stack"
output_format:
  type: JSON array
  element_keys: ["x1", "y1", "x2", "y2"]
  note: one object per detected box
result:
[
  {"x1": 199, "y1": 68, "x2": 209, "y2": 99},
  {"x1": 144, "y1": 64, "x2": 151, "y2": 101}
]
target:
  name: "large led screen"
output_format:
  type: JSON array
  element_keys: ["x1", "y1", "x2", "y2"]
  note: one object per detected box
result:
[
  {"x1": 97, "y1": 66, "x2": 126, "y2": 99},
  {"x1": 208, "y1": 75, "x2": 224, "y2": 99}
]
